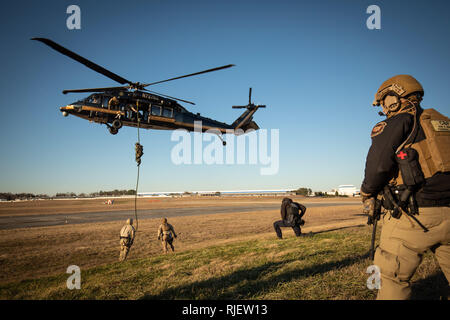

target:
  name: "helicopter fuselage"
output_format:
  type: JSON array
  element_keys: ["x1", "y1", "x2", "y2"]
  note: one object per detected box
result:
[{"x1": 60, "y1": 91, "x2": 236, "y2": 135}]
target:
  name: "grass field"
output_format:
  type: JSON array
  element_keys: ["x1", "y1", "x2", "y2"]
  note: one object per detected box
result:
[
  {"x1": 0, "y1": 226, "x2": 447, "y2": 300},
  {"x1": 0, "y1": 197, "x2": 447, "y2": 300}
]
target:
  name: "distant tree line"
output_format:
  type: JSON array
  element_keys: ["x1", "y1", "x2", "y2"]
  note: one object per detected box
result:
[
  {"x1": 88, "y1": 189, "x2": 136, "y2": 197},
  {"x1": 294, "y1": 188, "x2": 313, "y2": 196},
  {"x1": 313, "y1": 191, "x2": 331, "y2": 197},
  {"x1": 0, "y1": 193, "x2": 50, "y2": 201},
  {"x1": 0, "y1": 189, "x2": 136, "y2": 200}
]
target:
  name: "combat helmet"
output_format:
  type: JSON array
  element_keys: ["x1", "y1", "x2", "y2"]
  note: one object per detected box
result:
[{"x1": 372, "y1": 75, "x2": 424, "y2": 107}]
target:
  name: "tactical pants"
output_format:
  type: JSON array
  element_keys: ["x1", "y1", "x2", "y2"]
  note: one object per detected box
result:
[
  {"x1": 119, "y1": 238, "x2": 131, "y2": 261},
  {"x1": 273, "y1": 220, "x2": 301, "y2": 239},
  {"x1": 374, "y1": 206, "x2": 450, "y2": 300},
  {"x1": 161, "y1": 235, "x2": 174, "y2": 253}
]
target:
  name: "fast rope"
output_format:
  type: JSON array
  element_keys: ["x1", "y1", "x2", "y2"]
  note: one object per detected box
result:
[{"x1": 134, "y1": 100, "x2": 144, "y2": 232}]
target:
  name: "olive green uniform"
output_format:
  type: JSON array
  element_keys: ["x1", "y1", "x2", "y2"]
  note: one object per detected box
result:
[
  {"x1": 157, "y1": 222, "x2": 177, "y2": 253},
  {"x1": 119, "y1": 219, "x2": 136, "y2": 261}
]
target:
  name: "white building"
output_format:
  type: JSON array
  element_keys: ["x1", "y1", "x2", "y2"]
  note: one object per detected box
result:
[
  {"x1": 139, "y1": 189, "x2": 294, "y2": 197},
  {"x1": 337, "y1": 185, "x2": 359, "y2": 196}
]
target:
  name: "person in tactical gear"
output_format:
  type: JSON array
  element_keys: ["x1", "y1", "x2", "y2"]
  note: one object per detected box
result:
[
  {"x1": 361, "y1": 74, "x2": 450, "y2": 300},
  {"x1": 157, "y1": 218, "x2": 177, "y2": 253},
  {"x1": 273, "y1": 197, "x2": 306, "y2": 239},
  {"x1": 108, "y1": 96, "x2": 119, "y2": 109},
  {"x1": 119, "y1": 218, "x2": 136, "y2": 261}
]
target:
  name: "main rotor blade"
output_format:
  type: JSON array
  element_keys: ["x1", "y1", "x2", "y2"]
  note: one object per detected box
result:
[
  {"x1": 142, "y1": 64, "x2": 235, "y2": 87},
  {"x1": 249, "y1": 87, "x2": 252, "y2": 104},
  {"x1": 32, "y1": 38, "x2": 133, "y2": 86},
  {"x1": 143, "y1": 89, "x2": 195, "y2": 105},
  {"x1": 62, "y1": 86, "x2": 128, "y2": 94}
]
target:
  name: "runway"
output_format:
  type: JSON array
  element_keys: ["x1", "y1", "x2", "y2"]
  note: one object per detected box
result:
[{"x1": 0, "y1": 202, "x2": 359, "y2": 230}]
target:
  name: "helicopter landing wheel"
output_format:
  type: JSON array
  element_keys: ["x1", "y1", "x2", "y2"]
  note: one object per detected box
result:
[
  {"x1": 111, "y1": 119, "x2": 123, "y2": 129},
  {"x1": 109, "y1": 127, "x2": 119, "y2": 135}
]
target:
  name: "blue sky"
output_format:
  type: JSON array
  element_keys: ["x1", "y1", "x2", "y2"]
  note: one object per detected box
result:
[{"x1": 1, "y1": 0, "x2": 449, "y2": 195}]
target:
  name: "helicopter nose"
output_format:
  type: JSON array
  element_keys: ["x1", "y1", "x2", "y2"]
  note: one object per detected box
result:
[{"x1": 60, "y1": 105, "x2": 74, "y2": 116}]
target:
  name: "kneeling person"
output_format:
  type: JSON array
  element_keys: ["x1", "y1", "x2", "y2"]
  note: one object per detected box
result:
[
  {"x1": 273, "y1": 198, "x2": 306, "y2": 239},
  {"x1": 157, "y1": 218, "x2": 177, "y2": 253}
]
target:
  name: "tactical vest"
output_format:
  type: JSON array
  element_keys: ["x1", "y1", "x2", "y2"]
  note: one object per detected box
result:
[
  {"x1": 120, "y1": 225, "x2": 133, "y2": 238},
  {"x1": 161, "y1": 223, "x2": 172, "y2": 237},
  {"x1": 395, "y1": 108, "x2": 450, "y2": 185}
]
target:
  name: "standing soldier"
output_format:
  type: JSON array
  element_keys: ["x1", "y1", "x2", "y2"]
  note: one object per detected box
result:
[
  {"x1": 119, "y1": 218, "x2": 136, "y2": 261},
  {"x1": 361, "y1": 75, "x2": 450, "y2": 299},
  {"x1": 157, "y1": 218, "x2": 177, "y2": 253},
  {"x1": 273, "y1": 197, "x2": 306, "y2": 239}
]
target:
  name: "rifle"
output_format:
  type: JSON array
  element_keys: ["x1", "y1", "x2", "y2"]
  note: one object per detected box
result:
[{"x1": 368, "y1": 197, "x2": 381, "y2": 261}]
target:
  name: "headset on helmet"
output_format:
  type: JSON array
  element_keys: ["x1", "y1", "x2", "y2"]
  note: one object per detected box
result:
[{"x1": 372, "y1": 75, "x2": 424, "y2": 107}]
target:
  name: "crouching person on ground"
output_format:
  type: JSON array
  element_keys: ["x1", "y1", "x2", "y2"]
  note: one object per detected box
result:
[{"x1": 273, "y1": 198, "x2": 306, "y2": 239}]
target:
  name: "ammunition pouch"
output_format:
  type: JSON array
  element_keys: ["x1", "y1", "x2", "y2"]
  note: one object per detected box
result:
[
  {"x1": 382, "y1": 185, "x2": 429, "y2": 232},
  {"x1": 382, "y1": 186, "x2": 409, "y2": 219}
]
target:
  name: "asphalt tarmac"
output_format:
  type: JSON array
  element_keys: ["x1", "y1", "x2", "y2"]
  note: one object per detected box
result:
[{"x1": 0, "y1": 202, "x2": 359, "y2": 230}]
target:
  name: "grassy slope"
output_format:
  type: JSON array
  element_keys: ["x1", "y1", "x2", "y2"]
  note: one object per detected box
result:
[{"x1": 0, "y1": 226, "x2": 447, "y2": 300}]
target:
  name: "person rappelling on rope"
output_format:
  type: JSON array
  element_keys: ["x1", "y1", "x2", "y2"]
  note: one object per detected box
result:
[
  {"x1": 119, "y1": 101, "x2": 144, "y2": 262},
  {"x1": 135, "y1": 142, "x2": 144, "y2": 166}
]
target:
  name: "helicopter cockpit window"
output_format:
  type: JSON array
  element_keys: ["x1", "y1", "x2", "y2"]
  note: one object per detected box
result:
[
  {"x1": 151, "y1": 105, "x2": 161, "y2": 116},
  {"x1": 163, "y1": 107, "x2": 173, "y2": 118},
  {"x1": 87, "y1": 94, "x2": 101, "y2": 105}
]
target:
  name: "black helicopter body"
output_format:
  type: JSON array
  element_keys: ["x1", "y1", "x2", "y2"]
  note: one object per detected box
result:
[{"x1": 33, "y1": 38, "x2": 265, "y2": 137}]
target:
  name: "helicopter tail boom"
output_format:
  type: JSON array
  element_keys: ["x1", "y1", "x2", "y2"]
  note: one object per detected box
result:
[{"x1": 231, "y1": 88, "x2": 265, "y2": 132}]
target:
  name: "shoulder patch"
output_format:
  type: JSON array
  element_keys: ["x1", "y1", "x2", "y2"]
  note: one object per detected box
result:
[{"x1": 371, "y1": 121, "x2": 387, "y2": 137}]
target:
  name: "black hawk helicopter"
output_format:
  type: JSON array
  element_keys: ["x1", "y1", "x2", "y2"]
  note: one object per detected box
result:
[{"x1": 32, "y1": 38, "x2": 265, "y2": 143}]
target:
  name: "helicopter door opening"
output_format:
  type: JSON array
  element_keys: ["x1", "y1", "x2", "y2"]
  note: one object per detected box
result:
[
  {"x1": 102, "y1": 96, "x2": 110, "y2": 109},
  {"x1": 142, "y1": 103, "x2": 150, "y2": 123}
]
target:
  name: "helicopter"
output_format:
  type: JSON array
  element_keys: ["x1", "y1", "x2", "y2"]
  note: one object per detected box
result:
[{"x1": 32, "y1": 38, "x2": 265, "y2": 144}]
